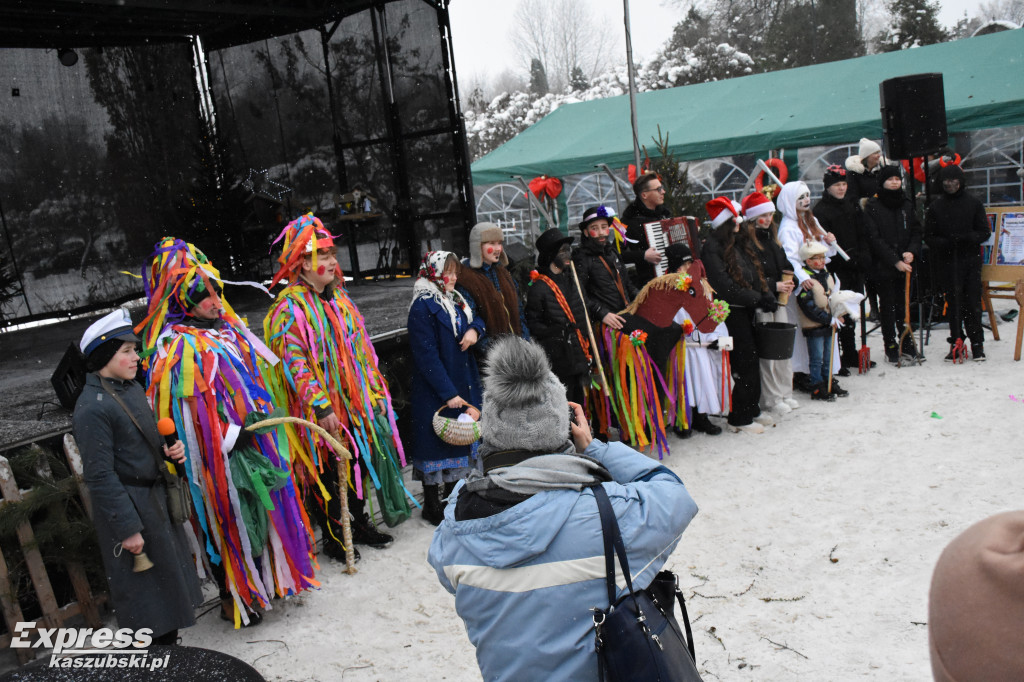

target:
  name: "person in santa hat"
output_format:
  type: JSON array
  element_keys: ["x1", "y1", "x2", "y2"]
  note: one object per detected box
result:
[
  {"x1": 742, "y1": 191, "x2": 799, "y2": 417},
  {"x1": 701, "y1": 197, "x2": 778, "y2": 434}
]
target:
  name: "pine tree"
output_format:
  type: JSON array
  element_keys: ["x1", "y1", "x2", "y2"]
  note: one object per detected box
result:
[
  {"x1": 529, "y1": 58, "x2": 549, "y2": 96},
  {"x1": 876, "y1": 0, "x2": 948, "y2": 51},
  {"x1": 568, "y1": 65, "x2": 589, "y2": 92}
]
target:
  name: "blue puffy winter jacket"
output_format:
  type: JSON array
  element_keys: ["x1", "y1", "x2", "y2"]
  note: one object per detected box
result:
[{"x1": 427, "y1": 440, "x2": 698, "y2": 681}]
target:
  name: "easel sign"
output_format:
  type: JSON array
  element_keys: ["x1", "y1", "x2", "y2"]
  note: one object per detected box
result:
[{"x1": 980, "y1": 206, "x2": 1024, "y2": 360}]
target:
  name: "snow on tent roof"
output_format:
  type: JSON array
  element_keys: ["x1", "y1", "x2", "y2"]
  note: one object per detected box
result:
[{"x1": 470, "y1": 29, "x2": 1024, "y2": 185}]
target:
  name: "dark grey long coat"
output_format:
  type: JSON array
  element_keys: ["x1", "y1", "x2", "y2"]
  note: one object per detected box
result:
[{"x1": 72, "y1": 373, "x2": 203, "y2": 638}]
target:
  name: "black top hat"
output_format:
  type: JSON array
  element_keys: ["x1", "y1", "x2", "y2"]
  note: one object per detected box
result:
[{"x1": 535, "y1": 228, "x2": 574, "y2": 256}]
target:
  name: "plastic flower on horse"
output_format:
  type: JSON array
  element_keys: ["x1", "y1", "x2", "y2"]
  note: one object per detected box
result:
[
  {"x1": 675, "y1": 273, "x2": 693, "y2": 290},
  {"x1": 709, "y1": 299, "x2": 731, "y2": 324},
  {"x1": 628, "y1": 329, "x2": 648, "y2": 347}
]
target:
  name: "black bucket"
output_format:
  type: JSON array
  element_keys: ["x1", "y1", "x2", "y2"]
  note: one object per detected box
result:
[{"x1": 753, "y1": 322, "x2": 796, "y2": 360}]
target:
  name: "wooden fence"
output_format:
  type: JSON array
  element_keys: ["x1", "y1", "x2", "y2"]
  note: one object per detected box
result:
[{"x1": 0, "y1": 435, "x2": 104, "y2": 665}]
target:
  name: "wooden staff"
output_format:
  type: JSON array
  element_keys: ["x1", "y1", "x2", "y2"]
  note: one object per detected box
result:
[
  {"x1": 897, "y1": 269, "x2": 912, "y2": 368},
  {"x1": 569, "y1": 260, "x2": 612, "y2": 396},
  {"x1": 246, "y1": 416, "x2": 357, "y2": 575},
  {"x1": 827, "y1": 324, "x2": 837, "y2": 393}
]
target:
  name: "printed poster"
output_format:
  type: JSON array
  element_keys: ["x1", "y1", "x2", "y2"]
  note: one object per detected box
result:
[{"x1": 996, "y1": 212, "x2": 1024, "y2": 265}]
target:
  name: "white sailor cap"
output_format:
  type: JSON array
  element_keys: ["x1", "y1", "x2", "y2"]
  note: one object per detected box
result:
[{"x1": 80, "y1": 309, "x2": 141, "y2": 356}]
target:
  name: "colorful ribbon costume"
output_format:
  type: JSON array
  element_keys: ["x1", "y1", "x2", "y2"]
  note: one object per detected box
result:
[
  {"x1": 136, "y1": 237, "x2": 318, "y2": 628},
  {"x1": 263, "y1": 214, "x2": 411, "y2": 536}
]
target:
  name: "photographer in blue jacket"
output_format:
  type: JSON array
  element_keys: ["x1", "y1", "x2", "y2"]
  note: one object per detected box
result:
[{"x1": 428, "y1": 336, "x2": 698, "y2": 681}]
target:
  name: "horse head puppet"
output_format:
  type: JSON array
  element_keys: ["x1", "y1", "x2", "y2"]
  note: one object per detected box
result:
[{"x1": 618, "y1": 260, "x2": 723, "y2": 366}]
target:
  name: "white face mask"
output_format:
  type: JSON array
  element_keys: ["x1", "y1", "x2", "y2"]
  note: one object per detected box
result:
[{"x1": 796, "y1": 194, "x2": 811, "y2": 211}]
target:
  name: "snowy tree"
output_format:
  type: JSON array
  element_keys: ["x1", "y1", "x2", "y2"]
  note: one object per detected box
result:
[
  {"x1": 569, "y1": 65, "x2": 589, "y2": 92},
  {"x1": 529, "y1": 59, "x2": 550, "y2": 96},
  {"x1": 875, "y1": 0, "x2": 948, "y2": 51},
  {"x1": 511, "y1": 0, "x2": 611, "y2": 93}
]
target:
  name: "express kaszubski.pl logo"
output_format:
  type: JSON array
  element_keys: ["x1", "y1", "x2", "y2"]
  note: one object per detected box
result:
[{"x1": 10, "y1": 622, "x2": 170, "y2": 670}]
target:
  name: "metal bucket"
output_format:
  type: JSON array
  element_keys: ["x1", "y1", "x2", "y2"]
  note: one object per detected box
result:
[{"x1": 753, "y1": 322, "x2": 796, "y2": 360}]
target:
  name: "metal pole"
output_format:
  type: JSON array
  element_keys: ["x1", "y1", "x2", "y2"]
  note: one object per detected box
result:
[{"x1": 623, "y1": 0, "x2": 641, "y2": 172}]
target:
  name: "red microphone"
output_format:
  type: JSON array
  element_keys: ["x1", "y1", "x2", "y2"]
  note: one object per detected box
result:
[{"x1": 157, "y1": 418, "x2": 185, "y2": 477}]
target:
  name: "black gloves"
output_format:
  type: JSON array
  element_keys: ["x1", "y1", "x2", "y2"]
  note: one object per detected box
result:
[{"x1": 758, "y1": 292, "x2": 779, "y2": 313}]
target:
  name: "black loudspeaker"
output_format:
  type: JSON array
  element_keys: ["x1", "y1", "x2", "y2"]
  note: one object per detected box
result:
[
  {"x1": 879, "y1": 73, "x2": 948, "y2": 160},
  {"x1": 51, "y1": 343, "x2": 88, "y2": 410}
]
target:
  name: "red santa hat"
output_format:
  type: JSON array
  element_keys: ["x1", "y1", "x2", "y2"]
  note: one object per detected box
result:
[
  {"x1": 741, "y1": 192, "x2": 775, "y2": 219},
  {"x1": 705, "y1": 197, "x2": 740, "y2": 229}
]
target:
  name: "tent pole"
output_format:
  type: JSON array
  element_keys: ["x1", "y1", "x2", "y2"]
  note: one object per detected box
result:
[{"x1": 623, "y1": 0, "x2": 641, "y2": 173}]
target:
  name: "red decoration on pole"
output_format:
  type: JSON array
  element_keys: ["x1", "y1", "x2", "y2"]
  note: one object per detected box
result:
[{"x1": 528, "y1": 175, "x2": 563, "y2": 199}]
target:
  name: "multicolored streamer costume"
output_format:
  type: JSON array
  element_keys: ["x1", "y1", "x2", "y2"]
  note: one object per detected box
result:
[
  {"x1": 263, "y1": 214, "x2": 411, "y2": 541},
  {"x1": 137, "y1": 237, "x2": 318, "y2": 627},
  {"x1": 600, "y1": 270, "x2": 731, "y2": 458}
]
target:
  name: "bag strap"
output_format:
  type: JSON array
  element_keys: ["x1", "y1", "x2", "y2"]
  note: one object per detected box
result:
[
  {"x1": 591, "y1": 484, "x2": 637, "y2": 603},
  {"x1": 674, "y1": 581, "x2": 697, "y2": 661},
  {"x1": 98, "y1": 377, "x2": 166, "y2": 473},
  {"x1": 597, "y1": 256, "x2": 628, "y2": 307}
]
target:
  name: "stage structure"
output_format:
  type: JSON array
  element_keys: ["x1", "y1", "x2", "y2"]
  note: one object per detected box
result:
[{"x1": 0, "y1": 0, "x2": 475, "y2": 325}]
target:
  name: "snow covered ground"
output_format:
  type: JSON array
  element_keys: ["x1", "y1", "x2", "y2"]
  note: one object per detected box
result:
[{"x1": 49, "y1": 313, "x2": 1024, "y2": 680}]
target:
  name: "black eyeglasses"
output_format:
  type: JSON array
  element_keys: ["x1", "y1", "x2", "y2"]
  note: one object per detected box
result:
[{"x1": 645, "y1": 185, "x2": 666, "y2": 193}]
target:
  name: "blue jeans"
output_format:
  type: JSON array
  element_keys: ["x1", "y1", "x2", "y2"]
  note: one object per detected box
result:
[{"x1": 805, "y1": 333, "x2": 826, "y2": 385}]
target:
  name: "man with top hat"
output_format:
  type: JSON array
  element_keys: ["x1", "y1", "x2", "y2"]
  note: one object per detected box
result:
[
  {"x1": 573, "y1": 206, "x2": 638, "y2": 331},
  {"x1": 72, "y1": 309, "x2": 203, "y2": 645},
  {"x1": 136, "y1": 237, "x2": 318, "y2": 627},
  {"x1": 620, "y1": 172, "x2": 668, "y2": 287},
  {"x1": 455, "y1": 221, "x2": 529, "y2": 358},
  {"x1": 263, "y1": 213, "x2": 409, "y2": 559},
  {"x1": 526, "y1": 227, "x2": 591, "y2": 406}
]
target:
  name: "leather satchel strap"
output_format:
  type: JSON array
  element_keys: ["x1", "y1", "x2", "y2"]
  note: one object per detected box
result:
[
  {"x1": 98, "y1": 377, "x2": 166, "y2": 473},
  {"x1": 591, "y1": 484, "x2": 637, "y2": 603},
  {"x1": 597, "y1": 256, "x2": 628, "y2": 307}
]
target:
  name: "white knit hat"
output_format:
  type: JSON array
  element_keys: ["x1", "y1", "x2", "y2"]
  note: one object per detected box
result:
[{"x1": 858, "y1": 138, "x2": 881, "y2": 159}]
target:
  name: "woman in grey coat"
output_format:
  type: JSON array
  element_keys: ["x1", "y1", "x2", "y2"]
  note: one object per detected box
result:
[{"x1": 72, "y1": 310, "x2": 202, "y2": 644}]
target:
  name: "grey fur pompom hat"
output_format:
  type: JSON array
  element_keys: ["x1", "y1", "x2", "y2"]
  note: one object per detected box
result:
[{"x1": 480, "y1": 337, "x2": 570, "y2": 457}]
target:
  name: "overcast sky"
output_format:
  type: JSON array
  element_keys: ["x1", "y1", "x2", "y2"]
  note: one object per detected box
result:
[{"x1": 449, "y1": 0, "x2": 985, "y2": 86}]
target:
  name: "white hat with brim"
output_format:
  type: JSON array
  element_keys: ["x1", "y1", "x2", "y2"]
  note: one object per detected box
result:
[{"x1": 80, "y1": 309, "x2": 141, "y2": 356}]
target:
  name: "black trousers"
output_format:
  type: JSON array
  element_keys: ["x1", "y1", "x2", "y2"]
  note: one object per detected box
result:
[
  {"x1": 724, "y1": 307, "x2": 761, "y2": 427},
  {"x1": 943, "y1": 255, "x2": 984, "y2": 345},
  {"x1": 306, "y1": 455, "x2": 367, "y2": 547},
  {"x1": 872, "y1": 271, "x2": 910, "y2": 349}
]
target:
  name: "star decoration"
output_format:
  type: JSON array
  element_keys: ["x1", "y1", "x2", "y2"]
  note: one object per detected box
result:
[{"x1": 242, "y1": 168, "x2": 292, "y2": 203}]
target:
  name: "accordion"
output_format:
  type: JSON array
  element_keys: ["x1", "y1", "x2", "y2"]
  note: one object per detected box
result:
[{"x1": 643, "y1": 217, "x2": 700, "y2": 277}]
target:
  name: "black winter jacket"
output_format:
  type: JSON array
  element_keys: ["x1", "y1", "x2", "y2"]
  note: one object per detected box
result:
[
  {"x1": 814, "y1": 192, "x2": 870, "y2": 287},
  {"x1": 846, "y1": 168, "x2": 879, "y2": 206},
  {"x1": 925, "y1": 179, "x2": 989, "y2": 265},
  {"x1": 621, "y1": 198, "x2": 671, "y2": 286},
  {"x1": 525, "y1": 266, "x2": 590, "y2": 377},
  {"x1": 702, "y1": 233, "x2": 769, "y2": 309},
  {"x1": 573, "y1": 237, "x2": 638, "y2": 322},
  {"x1": 862, "y1": 195, "x2": 922, "y2": 279},
  {"x1": 752, "y1": 231, "x2": 791, "y2": 295}
]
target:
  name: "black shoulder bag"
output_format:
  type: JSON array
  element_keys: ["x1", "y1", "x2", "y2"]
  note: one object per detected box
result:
[{"x1": 591, "y1": 484, "x2": 702, "y2": 682}]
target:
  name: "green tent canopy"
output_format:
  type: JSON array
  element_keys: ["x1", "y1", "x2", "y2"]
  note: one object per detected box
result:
[{"x1": 471, "y1": 29, "x2": 1024, "y2": 185}]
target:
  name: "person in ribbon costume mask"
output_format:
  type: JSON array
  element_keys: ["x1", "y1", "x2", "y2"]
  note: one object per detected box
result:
[
  {"x1": 263, "y1": 213, "x2": 410, "y2": 560},
  {"x1": 136, "y1": 237, "x2": 317, "y2": 628}
]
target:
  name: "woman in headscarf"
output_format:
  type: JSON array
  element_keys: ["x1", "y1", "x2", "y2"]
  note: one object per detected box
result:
[{"x1": 407, "y1": 251, "x2": 483, "y2": 525}]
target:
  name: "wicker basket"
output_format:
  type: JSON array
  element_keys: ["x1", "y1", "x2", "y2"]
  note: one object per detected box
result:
[{"x1": 432, "y1": 405, "x2": 481, "y2": 446}]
